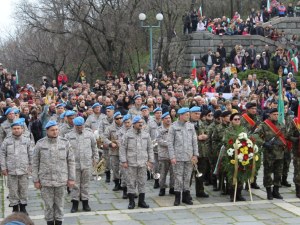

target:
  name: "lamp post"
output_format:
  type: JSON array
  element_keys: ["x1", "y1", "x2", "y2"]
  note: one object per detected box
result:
[{"x1": 139, "y1": 13, "x2": 163, "y2": 71}]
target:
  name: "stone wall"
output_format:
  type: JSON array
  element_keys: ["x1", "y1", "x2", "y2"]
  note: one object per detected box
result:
[{"x1": 264, "y1": 17, "x2": 300, "y2": 35}]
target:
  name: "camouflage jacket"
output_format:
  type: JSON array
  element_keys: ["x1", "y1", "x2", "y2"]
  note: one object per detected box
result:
[
  {"x1": 59, "y1": 122, "x2": 74, "y2": 138},
  {"x1": 156, "y1": 124, "x2": 170, "y2": 160},
  {"x1": 103, "y1": 122, "x2": 124, "y2": 156},
  {"x1": 85, "y1": 113, "x2": 105, "y2": 132},
  {"x1": 148, "y1": 118, "x2": 161, "y2": 153},
  {"x1": 0, "y1": 134, "x2": 33, "y2": 175}
]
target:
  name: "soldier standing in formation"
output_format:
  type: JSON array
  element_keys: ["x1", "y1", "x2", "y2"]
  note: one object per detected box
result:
[
  {"x1": 50, "y1": 104, "x2": 66, "y2": 125},
  {"x1": 255, "y1": 109, "x2": 288, "y2": 200},
  {"x1": 128, "y1": 95, "x2": 143, "y2": 117},
  {"x1": 98, "y1": 105, "x2": 115, "y2": 183},
  {"x1": 0, "y1": 108, "x2": 17, "y2": 143},
  {"x1": 190, "y1": 107, "x2": 210, "y2": 198},
  {"x1": 66, "y1": 116, "x2": 98, "y2": 213},
  {"x1": 103, "y1": 111, "x2": 124, "y2": 191},
  {"x1": 168, "y1": 108, "x2": 199, "y2": 206},
  {"x1": 120, "y1": 116, "x2": 154, "y2": 209},
  {"x1": 157, "y1": 112, "x2": 174, "y2": 196},
  {"x1": 1, "y1": 118, "x2": 33, "y2": 214},
  {"x1": 59, "y1": 110, "x2": 76, "y2": 137},
  {"x1": 148, "y1": 107, "x2": 162, "y2": 189},
  {"x1": 85, "y1": 103, "x2": 104, "y2": 131},
  {"x1": 32, "y1": 121, "x2": 75, "y2": 225}
]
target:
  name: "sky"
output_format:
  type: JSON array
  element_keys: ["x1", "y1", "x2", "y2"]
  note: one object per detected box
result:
[{"x1": 0, "y1": 0, "x2": 18, "y2": 39}]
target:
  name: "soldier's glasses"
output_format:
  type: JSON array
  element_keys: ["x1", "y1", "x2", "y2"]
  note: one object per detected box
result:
[
  {"x1": 115, "y1": 117, "x2": 123, "y2": 120},
  {"x1": 233, "y1": 118, "x2": 240, "y2": 121}
]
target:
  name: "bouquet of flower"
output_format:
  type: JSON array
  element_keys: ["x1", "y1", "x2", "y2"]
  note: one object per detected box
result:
[{"x1": 223, "y1": 132, "x2": 261, "y2": 184}]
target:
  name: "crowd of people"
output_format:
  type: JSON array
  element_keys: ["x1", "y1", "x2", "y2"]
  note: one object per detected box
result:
[
  {"x1": 183, "y1": 0, "x2": 300, "y2": 44},
  {"x1": 0, "y1": 36, "x2": 300, "y2": 224}
]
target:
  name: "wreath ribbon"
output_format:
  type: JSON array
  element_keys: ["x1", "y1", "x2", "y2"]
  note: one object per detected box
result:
[{"x1": 233, "y1": 145, "x2": 238, "y2": 185}]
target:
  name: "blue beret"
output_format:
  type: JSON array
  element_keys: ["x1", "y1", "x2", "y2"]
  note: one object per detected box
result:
[
  {"x1": 132, "y1": 116, "x2": 142, "y2": 124},
  {"x1": 11, "y1": 118, "x2": 25, "y2": 127},
  {"x1": 153, "y1": 107, "x2": 162, "y2": 113},
  {"x1": 141, "y1": 105, "x2": 149, "y2": 111},
  {"x1": 5, "y1": 108, "x2": 14, "y2": 115},
  {"x1": 60, "y1": 112, "x2": 66, "y2": 119},
  {"x1": 161, "y1": 112, "x2": 170, "y2": 119},
  {"x1": 106, "y1": 105, "x2": 115, "y2": 111},
  {"x1": 14, "y1": 109, "x2": 20, "y2": 114},
  {"x1": 123, "y1": 114, "x2": 131, "y2": 122},
  {"x1": 56, "y1": 103, "x2": 66, "y2": 108},
  {"x1": 92, "y1": 102, "x2": 101, "y2": 109},
  {"x1": 190, "y1": 106, "x2": 201, "y2": 113},
  {"x1": 73, "y1": 116, "x2": 85, "y2": 126},
  {"x1": 113, "y1": 111, "x2": 122, "y2": 119},
  {"x1": 45, "y1": 120, "x2": 57, "y2": 129},
  {"x1": 177, "y1": 107, "x2": 190, "y2": 115},
  {"x1": 134, "y1": 95, "x2": 142, "y2": 100},
  {"x1": 65, "y1": 110, "x2": 76, "y2": 117}
]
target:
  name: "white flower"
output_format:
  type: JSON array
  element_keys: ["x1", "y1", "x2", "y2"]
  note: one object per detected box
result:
[
  {"x1": 227, "y1": 148, "x2": 234, "y2": 157},
  {"x1": 254, "y1": 145, "x2": 258, "y2": 153},
  {"x1": 238, "y1": 132, "x2": 248, "y2": 140},
  {"x1": 237, "y1": 153, "x2": 244, "y2": 162},
  {"x1": 249, "y1": 153, "x2": 254, "y2": 159},
  {"x1": 247, "y1": 139, "x2": 253, "y2": 148}
]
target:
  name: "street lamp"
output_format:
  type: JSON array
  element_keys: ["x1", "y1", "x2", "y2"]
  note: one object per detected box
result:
[{"x1": 139, "y1": 12, "x2": 163, "y2": 71}]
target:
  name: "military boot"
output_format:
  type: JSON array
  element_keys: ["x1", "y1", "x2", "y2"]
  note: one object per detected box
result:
[
  {"x1": 113, "y1": 179, "x2": 121, "y2": 191},
  {"x1": 71, "y1": 200, "x2": 79, "y2": 213},
  {"x1": 281, "y1": 176, "x2": 291, "y2": 187},
  {"x1": 159, "y1": 188, "x2": 165, "y2": 196},
  {"x1": 169, "y1": 187, "x2": 175, "y2": 195},
  {"x1": 19, "y1": 204, "x2": 28, "y2": 215},
  {"x1": 174, "y1": 191, "x2": 181, "y2": 206},
  {"x1": 182, "y1": 190, "x2": 193, "y2": 205},
  {"x1": 55, "y1": 220, "x2": 62, "y2": 225},
  {"x1": 195, "y1": 177, "x2": 209, "y2": 198},
  {"x1": 273, "y1": 186, "x2": 283, "y2": 199},
  {"x1": 127, "y1": 193, "x2": 135, "y2": 209},
  {"x1": 236, "y1": 188, "x2": 246, "y2": 201},
  {"x1": 138, "y1": 193, "x2": 149, "y2": 208},
  {"x1": 105, "y1": 170, "x2": 111, "y2": 183},
  {"x1": 153, "y1": 179, "x2": 160, "y2": 189},
  {"x1": 12, "y1": 205, "x2": 19, "y2": 213},
  {"x1": 47, "y1": 221, "x2": 55, "y2": 225},
  {"x1": 122, "y1": 187, "x2": 128, "y2": 199},
  {"x1": 251, "y1": 176, "x2": 260, "y2": 189},
  {"x1": 82, "y1": 200, "x2": 91, "y2": 211},
  {"x1": 296, "y1": 185, "x2": 300, "y2": 198},
  {"x1": 266, "y1": 187, "x2": 273, "y2": 200}
]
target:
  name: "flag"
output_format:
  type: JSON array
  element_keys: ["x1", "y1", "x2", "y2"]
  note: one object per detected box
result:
[
  {"x1": 291, "y1": 56, "x2": 299, "y2": 73},
  {"x1": 15, "y1": 70, "x2": 19, "y2": 85},
  {"x1": 278, "y1": 75, "x2": 285, "y2": 125},
  {"x1": 267, "y1": 0, "x2": 271, "y2": 12},
  {"x1": 198, "y1": 6, "x2": 202, "y2": 17},
  {"x1": 191, "y1": 56, "x2": 198, "y2": 87}
]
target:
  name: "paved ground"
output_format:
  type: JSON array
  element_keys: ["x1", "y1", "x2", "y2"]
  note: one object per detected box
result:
[{"x1": 1, "y1": 165, "x2": 300, "y2": 225}]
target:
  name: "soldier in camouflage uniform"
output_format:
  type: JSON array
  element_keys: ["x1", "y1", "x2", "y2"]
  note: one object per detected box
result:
[
  {"x1": 85, "y1": 103, "x2": 104, "y2": 131},
  {"x1": 288, "y1": 115, "x2": 300, "y2": 198},
  {"x1": 120, "y1": 114, "x2": 132, "y2": 199},
  {"x1": 254, "y1": 109, "x2": 288, "y2": 200},
  {"x1": 240, "y1": 102, "x2": 261, "y2": 189},
  {"x1": 103, "y1": 112, "x2": 124, "y2": 191},
  {"x1": 128, "y1": 95, "x2": 143, "y2": 117},
  {"x1": 168, "y1": 108, "x2": 199, "y2": 206},
  {"x1": 98, "y1": 105, "x2": 114, "y2": 183},
  {"x1": 190, "y1": 107, "x2": 209, "y2": 198},
  {"x1": 120, "y1": 116, "x2": 154, "y2": 209},
  {"x1": 32, "y1": 121, "x2": 75, "y2": 225},
  {"x1": 281, "y1": 104, "x2": 294, "y2": 187},
  {"x1": 50, "y1": 104, "x2": 65, "y2": 125},
  {"x1": 148, "y1": 107, "x2": 162, "y2": 189},
  {"x1": 157, "y1": 112, "x2": 174, "y2": 196},
  {"x1": 0, "y1": 108, "x2": 17, "y2": 143},
  {"x1": 65, "y1": 117, "x2": 98, "y2": 213},
  {"x1": 211, "y1": 110, "x2": 231, "y2": 193},
  {"x1": 59, "y1": 110, "x2": 76, "y2": 137},
  {"x1": 1, "y1": 118, "x2": 33, "y2": 214}
]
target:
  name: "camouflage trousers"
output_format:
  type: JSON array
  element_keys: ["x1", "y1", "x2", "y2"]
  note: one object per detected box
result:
[
  {"x1": 293, "y1": 156, "x2": 300, "y2": 185},
  {"x1": 172, "y1": 161, "x2": 193, "y2": 192},
  {"x1": 110, "y1": 155, "x2": 120, "y2": 180},
  {"x1": 71, "y1": 169, "x2": 90, "y2": 201},
  {"x1": 154, "y1": 152, "x2": 159, "y2": 174},
  {"x1": 263, "y1": 158, "x2": 283, "y2": 187},
  {"x1": 120, "y1": 166, "x2": 128, "y2": 187},
  {"x1": 103, "y1": 149, "x2": 111, "y2": 172},
  {"x1": 283, "y1": 151, "x2": 292, "y2": 177},
  {"x1": 7, "y1": 174, "x2": 28, "y2": 206},
  {"x1": 126, "y1": 166, "x2": 147, "y2": 194},
  {"x1": 41, "y1": 186, "x2": 65, "y2": 222},
  {"x1": 159, "y1": 160, "x2": 174, "y2": 188}
]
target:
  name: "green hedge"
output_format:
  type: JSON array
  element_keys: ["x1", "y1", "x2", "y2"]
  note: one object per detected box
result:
[{"x1": 237, "y1": 69, "x2": 300, "y2": 88}]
